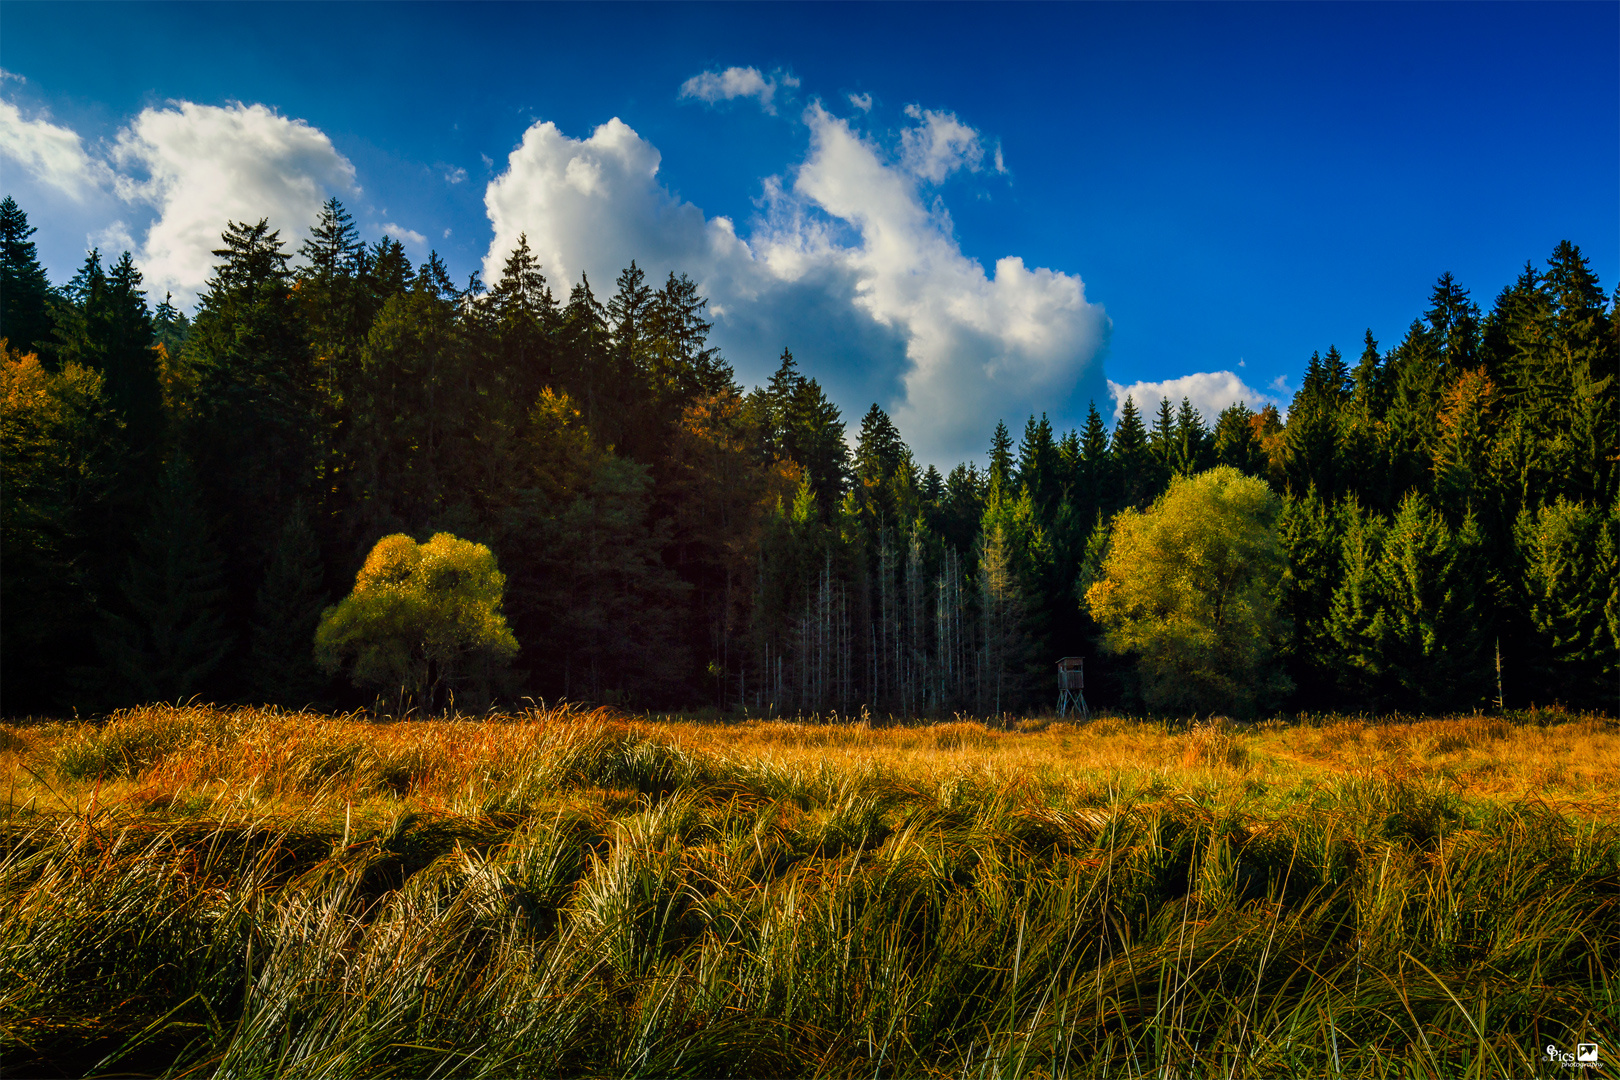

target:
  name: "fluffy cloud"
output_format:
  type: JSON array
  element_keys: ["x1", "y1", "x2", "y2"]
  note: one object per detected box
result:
[
  {"x1": 382, "y1": 222, "x2": 426, "y2": 247},
  {"x1": 847, "y1": 91, "x2": 873, "y2": 113},
  {"x1": 0, "y1": 98, "x2": 107, "y2": 200},
  {"x1": 679, "y1": 66, "x2": 798, "y2": 114},
  {"x1": 483, "y1": 103, "x2": 1109, "y2": 463},
  {"x1": 112, "y1": 102, "x2": 357, "y2": 305},
  {"x1": 899, "y1": 105, "x2": 986, "y2": 182},
  {"x1": 1107, "y1": 371, "x2": 1285, "y2": 425}
]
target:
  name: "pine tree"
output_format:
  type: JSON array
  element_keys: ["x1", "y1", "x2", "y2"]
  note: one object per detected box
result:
[
  {"x1": 1016, "y1": 412, "x2": 1060, "y2": 515},
  {"x1": 1426, "y1": 272, "x2": 1481, "y2": 373},
  {"x1": 1512, "y1": 497, "x2": 1618, "y2": 707},
  {"x1": 1076, "y1": 402, "x2": 1115, "y2": 520},
  {"x1": 1327, "y1": 491, "x2": 1485, "y2": 711},
  {"x1": 486, "y1": 233, "x2": 557, "y2": 419},
  {"x1": 987, "y1": 420, "x2": 1014, "y2": 493},
  {"x1": 1351, "y1": 329, "x2": 1388, "y2": 418},
  {"x1": 100, "y1": 457, "x2": 233, "y2": 704},
  {"x1": 1149, "y1": 395, "x2": 1176, "y2": 483},
  {"x1": 1171, "y1": 397, "x2": 1211, "y2": 476},
  {"x1": 855, "y1": 403, "x2": 908, "y2": 527},
  {"x1": 1111, "y1": 396, "x2": 1153, "y2": 508},
  {"x1": 1277, "y1": 486, "x2": 1343, "y2": 705},
  {"x1": 300, "y1": 197, "x2": 363, "y2": 286},
  {"x1": 248, "y1": 502, "x2": 329, "y2": 707},
  {"x1": 1, "y1": 345, "x2": 120, "y2": 712},
  {"x1": 1325, "y1": 497, "x2": 1387, "y2": 705},
  {"x1": 646, "y1": 271, "x2": 734, "y2": 408},
  {"x1": 180, "y1": 219, "x2": 319, "y2": 687},
  {"x1": 977, "y1": 517, "x2": 1029, "y2": 721},
  {"x1": 1281, "y1": 350, "x2": 1347, "y2": 499},
  {"x1": 939, "y1": 462, "x2": 985, "y2": 556},
  {"x1": 0, "y1": 196, "x2": 55, "y2": 357},
  {"x1": 1213, "y1": 402, "x2": 1267, "y2": 476}
]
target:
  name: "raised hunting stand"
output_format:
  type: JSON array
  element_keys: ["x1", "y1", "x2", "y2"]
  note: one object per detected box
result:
[{"x1": 1056, "y1": 656, "x2": 1089, "y2": 720}]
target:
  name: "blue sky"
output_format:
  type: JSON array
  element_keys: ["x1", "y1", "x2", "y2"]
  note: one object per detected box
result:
[{"x1": 2, "y1": 1, "x2": 1615, "y2": 464}]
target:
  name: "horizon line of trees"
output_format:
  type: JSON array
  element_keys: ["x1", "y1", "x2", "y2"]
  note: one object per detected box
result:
[{"x1": 2, "y1": 192, "x2": 1616, "y2": 717}]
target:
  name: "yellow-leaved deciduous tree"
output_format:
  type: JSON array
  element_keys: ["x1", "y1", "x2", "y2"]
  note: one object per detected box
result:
[
  {"x1": 1085, "y1": 465, "x2": 1291, "y2": 716},
  {"x1": 315, "y1": 532, "x2": 518, "y2": 714}
]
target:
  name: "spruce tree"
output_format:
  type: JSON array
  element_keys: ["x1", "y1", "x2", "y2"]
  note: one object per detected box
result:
[
  {"x1": 1016, "y1": 412, "x2": 1059, "y2": 515},
  {"x1": 987, "y1": 420, "x2": 1014, "y2": 493},
  {"x1": 1111, "y1": 396, "x2": 1152, "y2": 508},
  {"x1": 100, "y1": 456, "x2": 232, "y2": 704},
  {"x1": 1171, "y1": 397, "x2": 1211, "y2": 476},
  {"x1": 1149, "y1": 395, "x2": 1176, "y2": 483},
  {"x1": 248, "y1": 502, "x2": 329, "y2": 707},
  {"x1": 181, "y1": 218, "x2": 319, "y2": 687},
  {"x1": 1277, "y1": 486, "x2": 1343, "y2": 706},
  {"x1": 1328, "y1": 491, "x2": 1485, "y2": 712},
  {"x1": 1213, "y1": 402, "x2": 1266, "y2": 477},
  {"x1": 1077, "y1": 401, "x2": 1115, "y2": 520},
  {"x1": 1512, "y1": 497, "x2": 1618, "y2": 707},
  {"x1": 0, "y1": 196, "x2": 54, "y2": 357}
]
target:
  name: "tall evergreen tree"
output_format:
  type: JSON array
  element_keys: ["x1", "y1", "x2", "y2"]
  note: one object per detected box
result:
[
  {"x1": 1016, "y1": 412, "x2": 1060, "y2": 515},
  {"x1": 180, "y1": 219, "x2": 319, "y2": 680},
  {"x1": 99, "y1": 456, "x2": 233, "y2": 704},
  {"x1": 0, "y1": 196, "x2": 54, "y2": 357},
  {"x1": 1327, "y1": 491, "x2": 1485, "y2": 711},
  {"x1": 987, "y1": 420, "x2": 1014, "y2": 493},
  {"x1": 1511, "y1": 497, "x2": 1619, "y2": 708},
  {"x1": 1076, "y1": 402, "x2": 1115, "y2": 520},
  {"x1": 1111, "y1": 396, "x2": 1153, "y2": 508},
  {"x1": 1213, "y1": 402, "x2": 1267, "y2": 477},
  {"x1": 248, "y1": 502, "x2": 329, "y2": 707}
]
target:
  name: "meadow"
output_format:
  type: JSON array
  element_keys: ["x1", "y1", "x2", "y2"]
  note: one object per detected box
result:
[{"x1": 1, "y1": 704, "x2": 1616, "y2": 1078}]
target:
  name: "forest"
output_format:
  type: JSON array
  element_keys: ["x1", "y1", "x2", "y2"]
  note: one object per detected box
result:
[{"x1": 2, "y1": 193, "x2": 1616, "y2": 718}]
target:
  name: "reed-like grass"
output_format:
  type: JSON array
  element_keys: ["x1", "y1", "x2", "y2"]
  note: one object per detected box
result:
[{"x1": 1, "y1": 704, "x2": 1616, "y2": 1077}]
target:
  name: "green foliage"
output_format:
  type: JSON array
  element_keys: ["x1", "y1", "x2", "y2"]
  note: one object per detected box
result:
[
  {"x1": 315, "y1": 532, "x2": 518, "y2": 713},
  {"x1": 1513, "y1": 497, "x2": 1619, "y2": 705},
  {"x1": 99, "y1": 456, "x2": 233, "y2": 704},
  {"x1": 2, "y1": 190, "x2": 1614, "y2": 718},
  {"x1": 248, "y1": 502, "x2": 329, "y2": 708},
  {"x1": 0, "y1": 347, "x2": 121, "y2": 711},
  {"x1": 0, "y1": 195, "x2": 55, "y2": 357},
  {"x1": 500, "y1": 391, "x2": 690, "y2": 703},
  {"x1": 1326, "y1": 492, "x2": 1486, "y2": 711},
  {"x1": 1086, "y1": 466, "x2": 1290, "y2": 715},
  {"x1": 1276, "y1": 486, "x2": 1343, "y2": 705}
]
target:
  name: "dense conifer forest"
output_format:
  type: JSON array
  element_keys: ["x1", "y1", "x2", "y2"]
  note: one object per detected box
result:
[{"x1": 2, "y1": 194, "x2": 1615, "y2": 717}]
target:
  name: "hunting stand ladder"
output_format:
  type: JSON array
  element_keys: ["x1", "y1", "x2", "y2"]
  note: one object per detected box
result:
[{"x1": 1056, "y1": 656, "x2": 1089, "y2": 720}]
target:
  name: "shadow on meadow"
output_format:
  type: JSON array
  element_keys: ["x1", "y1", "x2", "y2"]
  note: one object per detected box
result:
[{"x1": 1, "y1": 704, "x2": 1615, "y2": 1077}]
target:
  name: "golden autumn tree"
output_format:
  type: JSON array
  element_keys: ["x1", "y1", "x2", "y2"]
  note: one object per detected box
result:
[
  {"x1": 315, "y1": 532, "x2": 517, "y2": 714},
  {"x1": 1086, "y1": 466, "x2": 1290, "y2": 716}
]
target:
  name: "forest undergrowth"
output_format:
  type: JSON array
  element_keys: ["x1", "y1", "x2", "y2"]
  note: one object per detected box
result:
[{"x1": 1, "y1": 704, "x2": 1616, "y2": 1078}]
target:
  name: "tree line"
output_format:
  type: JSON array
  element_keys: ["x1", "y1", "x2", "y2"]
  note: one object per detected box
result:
[{"x1": 2, "y1": 193, "x2": 1615, "y2": 716}]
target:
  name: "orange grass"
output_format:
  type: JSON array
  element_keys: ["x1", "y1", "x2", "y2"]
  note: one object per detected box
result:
[{"x1": 3, "y1": 704, "x2": 1615, "y2": 827}]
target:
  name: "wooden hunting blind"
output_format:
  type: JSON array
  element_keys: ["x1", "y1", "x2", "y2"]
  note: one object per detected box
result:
[{"x1": 1056, "y1": 656, "x2": 1089, "y2": 719}]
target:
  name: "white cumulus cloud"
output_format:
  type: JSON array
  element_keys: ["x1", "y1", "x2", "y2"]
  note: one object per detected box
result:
[
  {"x1": 112, "y1": 101, "x2": 357, "y2": 306},
  {"x1": 847, "y1": 91, "x2": 873, "y2": 113},
  {"x1": 899, "y1": 104, "x2": 986, "y2": 183},
  {"x1": 679, "y1": 66, "x2": 797, "y2": 114},
  {"x1": 1107, "y1": 371, "x2": 1284, "y2": 426},
  {"x1": 0, "y1": 98, "x2": 108, "y2": 200},
  {"x1": 482, "y1": 103, "x2": 1107, "y2": 463},
  {"x1": 381, "y1": 222, "x2": 426, "y2": 247}
]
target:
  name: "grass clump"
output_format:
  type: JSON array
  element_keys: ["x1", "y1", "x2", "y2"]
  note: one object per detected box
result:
[{"x1": 1, "y1": 704, "x2": 1616, "y2": 1077}]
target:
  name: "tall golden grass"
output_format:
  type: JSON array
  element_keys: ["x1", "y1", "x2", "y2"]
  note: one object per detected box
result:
[{"x1": 1, "y1": 704, "x2": 1616, "y2": 1077}]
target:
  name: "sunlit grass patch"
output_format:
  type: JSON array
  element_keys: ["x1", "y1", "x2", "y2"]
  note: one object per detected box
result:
[{"x1": 1, "y1": 703, "x2": 1615, "y2": 1077}]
